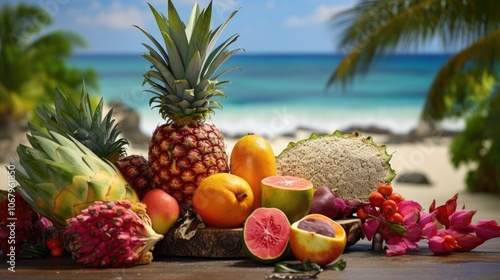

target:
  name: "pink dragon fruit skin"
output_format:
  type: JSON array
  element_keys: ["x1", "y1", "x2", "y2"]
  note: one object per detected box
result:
[{"x1": 64, "y1": 200, "x2": 163, "y2": 267}]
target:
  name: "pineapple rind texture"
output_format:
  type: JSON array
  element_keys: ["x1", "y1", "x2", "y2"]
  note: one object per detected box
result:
[
  {"x1": 115, "y1": 154, "x2": 152, "y2": 200},
  {"x1": 11, "y1": 131, "x2": 139, "y2": 228},
  {"x1": 276, "y1": 130, "x2": 396, "y2": 200},
  {"x1": 148, "y1": 122, "x2": 228, "y2": 206}
]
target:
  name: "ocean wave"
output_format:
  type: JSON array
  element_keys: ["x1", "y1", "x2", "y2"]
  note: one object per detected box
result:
[{"x1": 137, "y1": 105, "x2": 464, "y2": 139}]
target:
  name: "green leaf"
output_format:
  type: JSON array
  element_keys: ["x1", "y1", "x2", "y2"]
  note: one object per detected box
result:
[
  {"x1": 274, "y1": 259, "x2": 346, "y2": 273},
  {"x1": 203, "y1": 7, "x2": 240, "y2": 67},
  {"x1": 202, "y1": 33, "x2": 241, "y2": 79},
  {"x1": 273, "y1": 261, "x2": 321, "y2": 273},
  {"x1": 203, "y1": 48, "x2": 242, "y2": 81},
  {"x1": 185, "y1": 1, "x2": 200, "y2": 42},
  {"x1": 134, "y1": 24, "x2": 169, "y2": 65},
  {"x1": 167, "y1": 0, "x2": 189, "y2": 63},
  {"x1": 142, "y1": 52, "x2": 175, "y2": 90},
  {"x1": 162, "y1": 31, "x2": 185, "y2": 78},
  {"x1": 185, "y1": 51, "x2": 202, "y2": 88},
  {"x1": 324, "y1": 259, "x2": 347, "y2": 271},
  {"x1": 186, "y1": 1, "x2": 212, "y2": 63}
]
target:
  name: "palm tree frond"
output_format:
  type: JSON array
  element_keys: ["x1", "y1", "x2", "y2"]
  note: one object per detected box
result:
[
  {"x1": 421, "y1": 28, "x2": 500, "y2": 125},
  {"x1": 327, "y1": 0, "x2": 500, "y2": 89}
]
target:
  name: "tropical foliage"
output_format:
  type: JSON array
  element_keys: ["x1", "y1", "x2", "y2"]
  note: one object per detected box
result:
[
  {"x1": 0, "y1": 3, "x2": 97, "y2": 130},
  {"x1": 327, "y1": 0, "x2": 500, "y2": 192}
]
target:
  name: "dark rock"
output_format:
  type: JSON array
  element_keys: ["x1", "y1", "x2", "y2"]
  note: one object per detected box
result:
[
  {"x1": 109, "y1": 101, "x2": 150, "y2": 150},
  {"x1": 385, "y1": 133, "x2": 420, "y2": 144},
  {"x1": 342, "y1": 125, "x2": 392, "y2": 135},
  {"x1": 396, "y1": 172, "x2": 432, "y2": 185}
]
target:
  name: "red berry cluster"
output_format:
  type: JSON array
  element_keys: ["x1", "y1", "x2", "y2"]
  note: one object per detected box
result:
[
  {"x1": 357, "y1": 183, "x2": 405, "y2": 223},
  {"x1": 46, "y1": 238, "x2": 64, "y2": 257}
]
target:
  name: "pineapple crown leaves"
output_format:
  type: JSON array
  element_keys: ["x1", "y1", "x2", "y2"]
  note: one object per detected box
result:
[
  {"x1": 135, "y1": 0, "x2": 243, "y2": 122},
  {"x1": 11, "y1": 131, "x2": 131, "y2": 227},
  {"x1": 35, "y1": 82, "x2": 128, "y2": 162}
]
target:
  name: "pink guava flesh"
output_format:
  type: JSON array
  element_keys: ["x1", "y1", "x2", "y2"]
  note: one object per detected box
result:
[{"x1": 244, "y1": 208, "x2": 290, "y2": 259}]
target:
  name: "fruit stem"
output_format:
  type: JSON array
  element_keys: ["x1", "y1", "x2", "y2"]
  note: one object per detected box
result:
[{"x1": 236, "y1": 192, "x2": 248, "y2": 201}]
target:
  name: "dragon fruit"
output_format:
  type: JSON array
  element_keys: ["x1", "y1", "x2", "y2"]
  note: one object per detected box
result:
[{"x1": 64, "y1": 200, "x2": 163, "y2": 267}]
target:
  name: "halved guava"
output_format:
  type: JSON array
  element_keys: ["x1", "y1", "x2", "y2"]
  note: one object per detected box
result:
[{"x1": 242, "y1": 207, "x2": 290, "y2": 264}]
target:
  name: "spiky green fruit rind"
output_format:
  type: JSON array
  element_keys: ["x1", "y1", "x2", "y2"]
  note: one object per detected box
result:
[
  {"x1": 11, "y1": 131, "x2": 139, "y2": 228},
  {"x1": 276, "y1": 130, "x2": 396, "y2": 199}
]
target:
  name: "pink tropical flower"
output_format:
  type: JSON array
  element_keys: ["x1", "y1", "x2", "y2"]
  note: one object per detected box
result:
[
  {"x1": 428, "y1": 234, "x2": 459, "y2": 254},
  {"x1": 428, "y1": 236, "x2": 446, "y2": 254},
  {"x1": 382, "y1": 200, "x2": 423, "y2": 256},
  {"x1": 475, "y1": 220, "x2": 500, "y2": 240},
  {"x1": 449, "y1": 210, "x2": 476, "y2": 230},
  {"x1": 360, "y1": 192, "x2": 500, "y2": 256},
  {"x1": 427, "y1": 196, "x2": 500, "y2": 253},
  {"x1": 429, "y1": 193, "x2": 458, "y2": 229},
  {"x1": 443, "y1": 229, "x2": 483, "y2": 251}
]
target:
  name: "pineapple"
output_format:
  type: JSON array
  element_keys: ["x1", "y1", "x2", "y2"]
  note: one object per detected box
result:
[
  {"x1": 35, "y1": 84, "x2": 152, "y2": 199},
  {"x1": 135, "y1": 1, "x2": 242, "y2": 205}
]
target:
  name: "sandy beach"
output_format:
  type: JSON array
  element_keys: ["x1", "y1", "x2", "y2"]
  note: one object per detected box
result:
[{"x1": 2, "y1": 128, "x2": 499, "y2": 224}]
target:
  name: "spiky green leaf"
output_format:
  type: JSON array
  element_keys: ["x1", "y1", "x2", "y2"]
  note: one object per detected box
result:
[
  {"x1": 185, "y1": 1, "x2": 200, "y2": 42},
  {"x1": 138, "y1": 0, "x2": 242, "y2": 122}
]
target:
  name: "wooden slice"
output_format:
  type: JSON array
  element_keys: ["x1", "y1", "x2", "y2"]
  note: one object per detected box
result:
[{"x1": 153, "y1": 218, "x2": 362, "y2": 258}]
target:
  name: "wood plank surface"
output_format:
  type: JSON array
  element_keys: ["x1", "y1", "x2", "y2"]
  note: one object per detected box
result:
[
  {"x1": 6, "y1": 238, "x2": 500, "y2": 280},
  {"x1": 153, "y1": 218, "x2": 362, "y2": 258}
]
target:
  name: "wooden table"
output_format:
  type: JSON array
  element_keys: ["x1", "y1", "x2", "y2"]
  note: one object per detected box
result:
[{"x1": 5, "y1": 238, "x2": 500, "y2": 280}]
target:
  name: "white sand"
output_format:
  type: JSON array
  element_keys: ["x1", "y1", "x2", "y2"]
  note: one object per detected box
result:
[{"x1": 2, "y1": 130, "x2": 499, "y2": 223}]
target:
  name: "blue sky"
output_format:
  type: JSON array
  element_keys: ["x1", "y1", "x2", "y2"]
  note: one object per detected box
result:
[{"x1": 7, "y1": 0, "x2": 445, "y2": 54}]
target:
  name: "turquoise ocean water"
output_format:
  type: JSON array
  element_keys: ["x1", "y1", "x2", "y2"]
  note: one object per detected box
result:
[{"x1": 69, "y1": 53, "x2": 462, "y2": 138}]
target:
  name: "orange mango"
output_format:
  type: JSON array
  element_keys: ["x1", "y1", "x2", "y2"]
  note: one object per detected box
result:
[{"x1": 230, "y1": 134, "x2": 276, "y2": 210}]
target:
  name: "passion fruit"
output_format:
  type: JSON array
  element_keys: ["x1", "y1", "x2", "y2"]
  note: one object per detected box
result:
[{"x1": 289, "y1": 214, "x2": 346, "y2": 266}]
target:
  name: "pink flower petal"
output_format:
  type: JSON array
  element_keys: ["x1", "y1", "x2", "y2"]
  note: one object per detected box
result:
[
  {"x1": 448, "y1": 229, "x2": 485, "y2": 251},
  {"x1": 450, "y1": 209, "x2": 476, "y2": 229},
  {"x1": 429, "y1": 199, "x2": 436, "y2": 213},
  {"x1": 385, "y1": 243, "x2": 407, "y2": 256},
  {"x1": 404, "y1": 224, "x2": 422, "y2": 242},
  {"x1": 403, "y1": 238, "x2": 420, "y2": 251},
  {"x1": 419, "y1": 211, "x2": 437, "y2": 226},
  {"x1": 422, "y1": 222, "x2": 438, "y2": 239},
  {"x1": 398, "y1": 200, "x2": 422, "y2": 217},
  {"x1": 362, "y1": 218, "x2": 380, "y2": 241},
  {"x1": 428, "y1": 236, "x2": 444, "y2": 254},
  {"x1": 433, "y1": 193, "x2": 459, "y2": 228},
  {"x1": 384, "y1": 233, "x2": 402, "y2": 245},
  {"x1": 475, "y1": 220, "x2": 500, "y2": 240},
  {"x1": 402, "y1": 211, "x2": 420, "y2": 226},
  {"x1": 445, "y1": 193, "x2": 459, "y2": 215}
]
